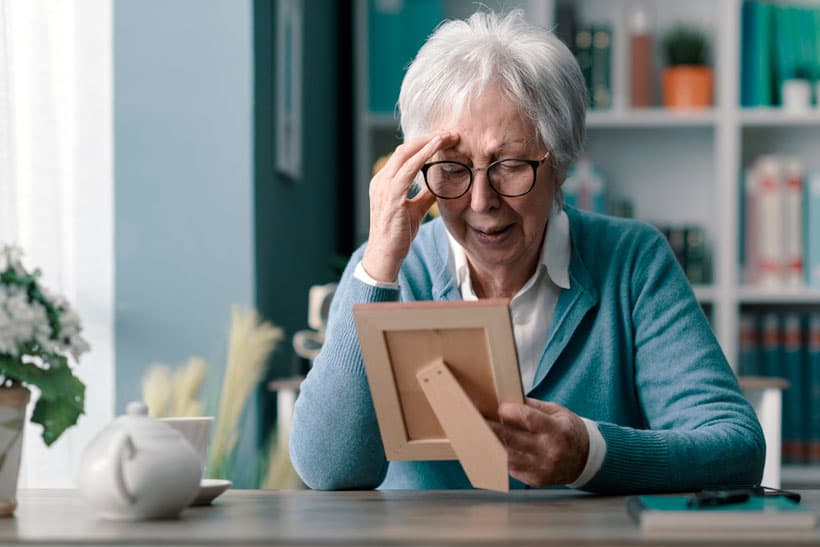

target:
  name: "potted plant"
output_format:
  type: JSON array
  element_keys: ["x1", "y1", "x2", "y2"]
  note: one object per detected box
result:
[
  {"x1": 0, "y1": 245, "x2": 88, "y2": 515},
  {"x1": 661, "y1": 24, "x2": 713, "y2": 109}
]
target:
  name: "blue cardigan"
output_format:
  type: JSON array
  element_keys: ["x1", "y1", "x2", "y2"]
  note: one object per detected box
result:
[{"x1": 289, "y1": 207, "x2": 765, "y2": 493}]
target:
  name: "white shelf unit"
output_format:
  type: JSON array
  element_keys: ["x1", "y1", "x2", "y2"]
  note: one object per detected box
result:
[
  {"x1": 586, "y1": 108, "x2": 717, "y2": 128},
  {"x1": 783, "y1": 464, "x2": 820, "y2": 489},
  {"x1": 354, "y1": 0, "x2": 820, "y2": 486}
]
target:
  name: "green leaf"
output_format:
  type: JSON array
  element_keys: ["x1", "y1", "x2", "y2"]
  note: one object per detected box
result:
[{"x1": 31, "y1": 394, "x2": 83, "y2": 447}]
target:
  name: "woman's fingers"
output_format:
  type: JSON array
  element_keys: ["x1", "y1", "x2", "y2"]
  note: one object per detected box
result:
[
  {"x1": 362, "y1": 131, "x2": 458, "y2": 283},
  {"x1": 406, "y1": 184, "x2": 437, "y2": 220},
  {"x1": 383, "y1": 132, "x2": 455, "y2": 175},
  {"x1": 379, "y1": 132, "x2": 457, "y2": 192},
  {"x1": 490, "y1": 400, "x2": 590, "y2": 487},
  {"x1": 491, "y1": 418, "x2": 541, "y2": 454},
  {"x1": 498, "y1": 401, "x2": 559, "y2": 433}
]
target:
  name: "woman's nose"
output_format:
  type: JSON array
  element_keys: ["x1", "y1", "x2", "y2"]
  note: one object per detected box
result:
[{"x1": 470, "y1": 170, "x2": 500, "y2": 212}]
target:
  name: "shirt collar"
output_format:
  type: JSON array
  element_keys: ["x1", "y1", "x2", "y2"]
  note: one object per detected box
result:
[{"x1": 446, "y1": 204, "x2": 571, "y2": 291}]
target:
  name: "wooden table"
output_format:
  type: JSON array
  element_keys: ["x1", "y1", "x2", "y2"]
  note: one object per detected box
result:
[{"x1": 1, "y1": 489, "x2": 817, "y2": 546}]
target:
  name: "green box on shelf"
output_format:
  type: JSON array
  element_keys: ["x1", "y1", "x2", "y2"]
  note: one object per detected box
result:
[{"x1": 369, "y1": 0, "x2": 443, "y2": 113}]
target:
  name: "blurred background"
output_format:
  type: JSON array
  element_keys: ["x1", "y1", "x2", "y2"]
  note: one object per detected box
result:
[{"x1": 1, "y1": 0, "x2": 820, "y2": 491}]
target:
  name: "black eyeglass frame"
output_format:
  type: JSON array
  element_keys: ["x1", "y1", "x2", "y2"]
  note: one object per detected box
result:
[{"x1": 420, "y1": 152, "x2": 550, "y2": 200}]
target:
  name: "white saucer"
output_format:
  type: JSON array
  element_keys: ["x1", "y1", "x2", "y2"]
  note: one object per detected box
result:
[{"x1": 192, "y1": 478, "x2": 232, "y2": 506}]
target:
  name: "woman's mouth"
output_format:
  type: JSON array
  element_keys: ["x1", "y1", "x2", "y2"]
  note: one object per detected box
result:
[{"x1": 470, "y1": 224, "x2": 513, "y2": 245}]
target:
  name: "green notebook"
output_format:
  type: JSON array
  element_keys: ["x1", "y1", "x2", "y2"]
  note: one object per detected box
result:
[{"x1": 627, "y1": 495, "x2": 817, "y2": 536}]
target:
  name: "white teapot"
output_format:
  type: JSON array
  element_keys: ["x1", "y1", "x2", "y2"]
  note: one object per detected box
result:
[{"x1": 77, "y1": 401, "x2": 202, "y2": 520}]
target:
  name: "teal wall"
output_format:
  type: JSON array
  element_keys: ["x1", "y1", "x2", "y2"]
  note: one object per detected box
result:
[
  {"x1": 114, "y1": 0, "x2": 254, "y2": 411},
  {"x1": 255, "y1": 0, "x2": 343, "y2": 386}
]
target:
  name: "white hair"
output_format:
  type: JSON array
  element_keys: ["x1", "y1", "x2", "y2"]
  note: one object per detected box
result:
[{"x1": 398, "y1": 9, "x2": 587, "y2": 187}]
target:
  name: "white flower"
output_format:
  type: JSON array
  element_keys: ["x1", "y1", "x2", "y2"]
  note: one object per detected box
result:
[
  {"x1": 57, "y1": 307, "x2": 90, "y2": 359},
  {"x1": 0, "y1": 306, "x2": 16, "y2": 356},
  {"x1": 0, "y1": 243, "x2": 90, "y2": 364}
]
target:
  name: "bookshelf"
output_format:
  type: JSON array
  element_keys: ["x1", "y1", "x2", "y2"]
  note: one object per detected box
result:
[{"x1": 353, "y1": 0, "x2": 820, "y2": 487}]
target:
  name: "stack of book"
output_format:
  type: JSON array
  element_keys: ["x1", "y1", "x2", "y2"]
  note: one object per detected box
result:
[
  {"x1": 552, "y1": 2, "x2": 613, "y2": 111},
  {"x1": 575, "y1": 24, "x2": 613, "y2": 110},
  {"x1": 657, "y1": 224, "x2": 710, "y2": 285},
  {"x1": 740, "y1": 1, "x2": 820, "y2": 107},
  {"x1": 742, "y1": 155, "x2": 820, "y2": 289},
  {"x1": 738, "y1": 311, "x2": 820, "y2": 465}
]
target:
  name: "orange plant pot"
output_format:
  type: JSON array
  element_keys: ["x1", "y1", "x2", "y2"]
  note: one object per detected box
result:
[{"x1": 661, "y1": 66, "x2": 713, "y2": 109}]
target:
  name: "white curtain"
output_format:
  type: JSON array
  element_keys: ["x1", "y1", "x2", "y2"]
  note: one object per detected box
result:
[{"x1": 0, "y1": 0, "x2": 114, "y2": 487}]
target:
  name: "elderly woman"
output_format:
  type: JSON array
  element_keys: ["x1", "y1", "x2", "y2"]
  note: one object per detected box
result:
[{"x1": 289, "y1": 10, "x2": 764, "y2": 493}]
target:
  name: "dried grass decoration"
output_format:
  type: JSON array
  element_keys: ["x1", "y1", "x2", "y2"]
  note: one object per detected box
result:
[
  {"x1": 208, "y1": 307, "x2": 283, "y2": 478},
  {"x1": 142, "y1": 357, "x2": 207, "y2": 418}
]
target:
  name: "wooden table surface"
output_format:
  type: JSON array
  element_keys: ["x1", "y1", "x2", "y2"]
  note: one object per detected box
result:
[{"x1": 1, "y1": 488, "x2": 817, "y2": 546}]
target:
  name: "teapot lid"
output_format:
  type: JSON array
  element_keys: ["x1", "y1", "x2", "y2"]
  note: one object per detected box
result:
[{"x1": 112, "y1": 401, "x2": 180, "y2": 440}]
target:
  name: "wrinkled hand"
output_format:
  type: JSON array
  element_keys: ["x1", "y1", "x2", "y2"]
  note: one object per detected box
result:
[
  {"x1": 488, "y1": 398, "x2": 590, "y2": 487},
  {"x1": 361, "y1": 132, "x2": 459, "y2": 283}
]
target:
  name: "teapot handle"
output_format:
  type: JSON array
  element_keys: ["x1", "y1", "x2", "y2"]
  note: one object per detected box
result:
[{"x1": 112, "y1": 431, "x2": 137, "y2": 506}]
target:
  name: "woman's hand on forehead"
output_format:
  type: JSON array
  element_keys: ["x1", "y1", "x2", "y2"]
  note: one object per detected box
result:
[{"x1": 361, "y1": 132, "x2": 459, "y2": 283}]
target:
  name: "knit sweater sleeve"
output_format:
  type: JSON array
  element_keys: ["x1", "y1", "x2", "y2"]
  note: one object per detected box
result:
[
  {"x1": 582, "y1": 231, "x2": 765, "y2": 494},
  {"x1": 289, "y1": 247, "x2": 397, "y2": 490}
]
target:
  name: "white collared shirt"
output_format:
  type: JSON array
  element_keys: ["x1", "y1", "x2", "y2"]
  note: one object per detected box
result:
[
  {"x1": 353, "y1": 206, "x2": 605, "y2": 488},
  {"x1": 445, "y1": 206, "x2": 569, "y2": 392}
]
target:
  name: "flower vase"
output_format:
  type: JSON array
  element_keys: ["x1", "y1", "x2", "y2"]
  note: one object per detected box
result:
[{"x1": 0, "y1": 385, "x2": 29, "y2": 516}]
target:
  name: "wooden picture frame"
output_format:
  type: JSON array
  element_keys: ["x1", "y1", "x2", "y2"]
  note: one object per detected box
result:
[{"x1": 353, "y1": 299, "x2": 523, "y2": 492}]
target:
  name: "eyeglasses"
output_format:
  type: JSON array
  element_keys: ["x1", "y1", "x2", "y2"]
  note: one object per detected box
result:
[{"x1": 420, "y1": 152, "x2": 550, "y2": 199}]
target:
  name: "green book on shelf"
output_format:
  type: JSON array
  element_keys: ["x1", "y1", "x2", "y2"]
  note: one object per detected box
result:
[{"x1": 627, "y1": 495, "x2": 817, "y2": 536}]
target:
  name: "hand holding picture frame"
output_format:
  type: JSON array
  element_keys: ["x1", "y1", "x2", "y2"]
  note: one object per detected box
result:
[{"x1": 353, "y1": 299, "x2": 524, "y2": 492}]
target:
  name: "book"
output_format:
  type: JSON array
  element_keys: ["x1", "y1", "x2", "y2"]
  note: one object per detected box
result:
[
  {"x1": 627, "y1": 495, "x2": 817, "y2": 536},
  {"x1": 772, "y1": 4, "x2": 798, "y2": 105},
  {"x1": 782, "y1": 312, "x2": 806, "y2": 464},
  {"x1": 783, "y1": 158, "x2": 804, "y2": 286},
  {"x1": 754, "y1": 1, "x2": 775, "y2": 106},
  {"x1": 739, "y1": 312, "x2": 761, "y2": 376},
  {"x1": 575, "y1": 25, "x2": 594, "y2": 108},
  {"x1": 807, "y1": 171, "x2": 820, "y2": 289},
  {"x1": 666, "y1": 226, "x2": 686, "y2": 274},
  {"x1": 368, "y1": 0, "x2": 443, "y2": 113},
  {"x1": 761, "y1": 312, "x2": 782, "y2": 378},
  {"x1": 590, "y1": 25, "x2": 612, "y2": 110},
  {"x1": 809, "y1": 312, "x2": 820, "y2": 464},
  {"x1": 684, "y1": 225, "x2": 707, "y2": 284},
  {"x1": 553, "y1": 0, "x2": 577, "y2": 54},
  {"x1": 755, "y1": 156, "x2": 784, "y2": 287},
  {"x1": 741, "y1": 1, "x2": 777, "y2": 107},
  {"x1": 743, "y1": 166, "x2": 759, "y2": 284}
]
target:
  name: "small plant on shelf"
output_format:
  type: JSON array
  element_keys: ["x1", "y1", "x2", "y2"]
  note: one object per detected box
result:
[
  {"x1": 663, "y1": 25, "x2": 708, "y2": 67},
  {"x1": 661, "y1": 24, "x2": 713, "y2": 109}
]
